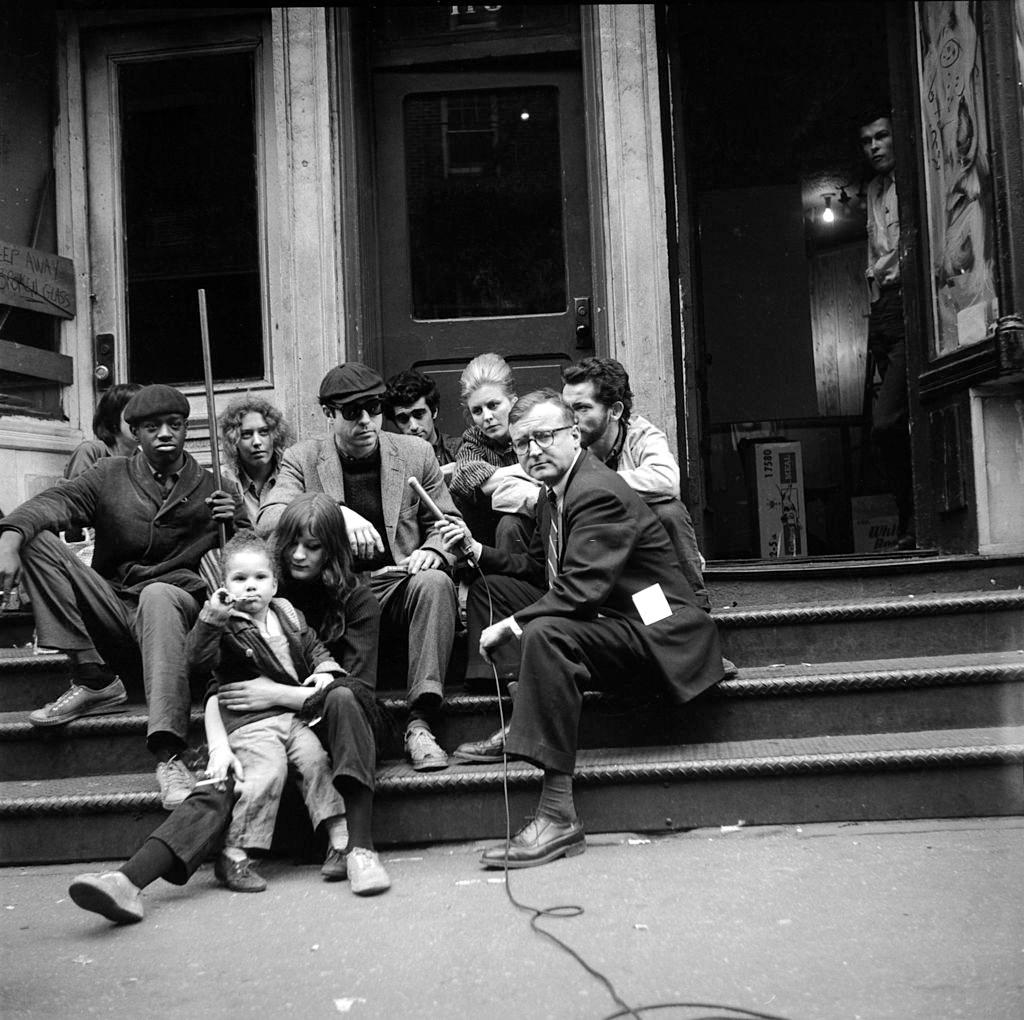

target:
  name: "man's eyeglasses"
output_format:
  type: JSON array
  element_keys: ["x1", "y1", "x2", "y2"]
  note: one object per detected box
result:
[
  {"x1": 329, "y1": 399, "x2": 383, "y2": 421},
  {"x1": 511, "y1": 425, "x2": 573, "y2": 454}
]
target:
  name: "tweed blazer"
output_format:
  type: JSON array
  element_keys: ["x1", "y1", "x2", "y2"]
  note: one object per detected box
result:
[
  {"x1": 478, "y1": 450, "x2": 724, "y2": 705},
  {"x1": 257, "y1": 431, "x2": 462, "y2": 563}
]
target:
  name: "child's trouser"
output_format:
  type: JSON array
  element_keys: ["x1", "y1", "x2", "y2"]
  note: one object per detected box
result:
[{"x1": 227, "y1": 712, "x2": 345, "y2": 850}]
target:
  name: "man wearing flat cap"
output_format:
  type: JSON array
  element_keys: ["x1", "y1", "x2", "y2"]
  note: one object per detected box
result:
[
  {"x1": 259, "y1": 362, "x2": 462, "y2": 771},
  {"x1": 0, "y1": 384, "x2": 248, "y2": 809}
]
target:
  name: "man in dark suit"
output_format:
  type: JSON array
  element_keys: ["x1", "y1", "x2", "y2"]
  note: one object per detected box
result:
[
  {"x1": 258, "y1": 362, "x2": 463, "y2": 772},
  {"x1": 438, "y1": 389, "x2": 724, "y2": 868}
]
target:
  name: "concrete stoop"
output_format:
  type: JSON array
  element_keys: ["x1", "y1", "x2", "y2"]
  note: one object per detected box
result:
[
  {"x1": 2, "y1": 556, "x2": 1023, "y2": 865},
  {"x1": 2, "y1": 726, "x2": 1022, "y2": 864}
]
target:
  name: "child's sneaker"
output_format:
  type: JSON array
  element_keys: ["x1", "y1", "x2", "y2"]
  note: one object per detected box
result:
[
  {"x1": 155, "y1": 756, "x2": 195, "y2": 810},
  {"x1": 346, "y1": 847, "x2": 390, "y2": 896},
  {"x1": 215, "y1": 851, "x2": 267, "y2": 893}
]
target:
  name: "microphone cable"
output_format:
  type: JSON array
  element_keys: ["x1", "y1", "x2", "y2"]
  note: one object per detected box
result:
[{"x1": 470, "y1": 561, "x2": 795, "y2": 1020}]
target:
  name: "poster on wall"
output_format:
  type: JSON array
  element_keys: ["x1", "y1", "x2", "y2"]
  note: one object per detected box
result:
[{"x1": 916, "y1": 0, "x2": 999, "y2": 356}]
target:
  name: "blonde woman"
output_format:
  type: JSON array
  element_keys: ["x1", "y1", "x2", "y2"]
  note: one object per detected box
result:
[{"x1": 449, "y1": 353, "x2": 538, "y2": 551}]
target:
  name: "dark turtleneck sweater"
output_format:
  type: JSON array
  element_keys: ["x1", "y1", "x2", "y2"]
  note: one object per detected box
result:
[{"x1": 340, "y1": 446, "x2": 394, "y2": 572}]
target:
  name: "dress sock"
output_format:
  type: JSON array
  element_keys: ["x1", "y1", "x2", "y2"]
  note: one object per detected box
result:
[
  {"x1": 120, "y1": 838, "x2": 175, "y2": 890},
  {"x1": 537, "y1": 771, "x2": 577, "y2": 824}
]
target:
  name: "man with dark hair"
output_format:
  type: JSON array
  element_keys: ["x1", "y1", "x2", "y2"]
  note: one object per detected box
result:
[
  {"x1": 384, "y1": 369, "x2": 462, "y2": 471},
  {"x1": 860, "y1": 109, "x2": 914, "y2": 549},
  {"x1": 0, "y1": 384, "x2": 246, "y2": 809},
  {"x1": 258, "y1": 362, "x2": 463, "y2": 771},
  {"x1": 561, "y1": 357, "x2": 709, "y2": 609},
  {"x1": 438, "y1": 389, "x2": 724, "y2": 868}
]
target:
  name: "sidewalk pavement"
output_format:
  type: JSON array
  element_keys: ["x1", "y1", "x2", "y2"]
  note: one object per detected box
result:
[{"x1": 2, "y1": 817, "x2": 1022, "y2": 1020}]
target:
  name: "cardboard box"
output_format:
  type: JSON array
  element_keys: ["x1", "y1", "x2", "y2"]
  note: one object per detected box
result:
[
  {"x1": 851, "y1": 494, "x2": 899, "y2": 553},
  {"x1": 753, "y1": 442, "x2": 807, "y2": 558}
]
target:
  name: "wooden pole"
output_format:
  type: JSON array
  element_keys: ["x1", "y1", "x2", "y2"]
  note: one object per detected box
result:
[{"x1": 197, "y1": 289, "x2": 227, "y2": 549}]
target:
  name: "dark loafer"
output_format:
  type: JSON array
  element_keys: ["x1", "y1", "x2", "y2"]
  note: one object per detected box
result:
[
  {"x1": 480, "y1": 815, "x2": 585, "y2": 869},
  {"x1": 452, "y1": 725, "x2": 509, "y2": 764}
]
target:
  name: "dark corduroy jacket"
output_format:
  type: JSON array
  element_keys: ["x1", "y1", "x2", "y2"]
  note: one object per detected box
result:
[{"x1": 0, "y1": 450, "x2": 247, "y2": 601}]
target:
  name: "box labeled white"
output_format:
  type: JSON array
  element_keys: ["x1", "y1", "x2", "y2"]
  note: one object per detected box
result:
[
  {"x1": 851, "y1": 494, "x2": 899, "y2": 553},
  {"x1": 754, "y1": 442, "x2": 806, "y2": 558}
]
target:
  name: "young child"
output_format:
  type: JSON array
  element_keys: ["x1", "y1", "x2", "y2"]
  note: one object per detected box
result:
[{"x1": 186, "y1": 532, "x2": 370, "y2": 894}]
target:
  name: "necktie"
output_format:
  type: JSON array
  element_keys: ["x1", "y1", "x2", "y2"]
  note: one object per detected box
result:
[{"x1": 546, "y1": 489, "x2": 560, "y2": 588}]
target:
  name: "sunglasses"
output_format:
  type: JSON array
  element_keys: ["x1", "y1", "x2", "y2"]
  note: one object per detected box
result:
[{"x1": 329, "y1": 398, "x2": 383, "y2": 421}]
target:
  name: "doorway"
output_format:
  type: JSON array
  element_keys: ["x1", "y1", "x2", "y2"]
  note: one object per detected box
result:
[
  {"x1": 673, "y1": 1, "x2": 910, "y2": 561},
  {"x1": 81, "y1": 15, "x2": 284, "y2": 408},
  {"x1": 365, "y1": 6, "x2": 592, "y2": 439}
]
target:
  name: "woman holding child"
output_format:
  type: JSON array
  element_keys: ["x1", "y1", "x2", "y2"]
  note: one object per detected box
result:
[{"x1": 68, "y1": 495, "x2": 390, "y2": 923}]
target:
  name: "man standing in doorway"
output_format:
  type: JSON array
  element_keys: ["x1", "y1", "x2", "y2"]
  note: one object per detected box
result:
[{"x1": 861, "y1": 109, "x2": 915, "y2": 549}]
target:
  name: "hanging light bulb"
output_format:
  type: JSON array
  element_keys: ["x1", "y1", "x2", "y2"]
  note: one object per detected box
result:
[{"x1": 822, "y1": 194, "x2": 835, "y2": 224}]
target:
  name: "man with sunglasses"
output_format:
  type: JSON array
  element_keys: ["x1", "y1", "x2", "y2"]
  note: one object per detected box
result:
[
  {"x1": 384, "y1": 369, "x2": 462, "y2": 477},
  {"x1": 436, "y1": 389, "x2": 724, "y2": 868},
  {"x1": 259, "y1": 362, "x2": 462, "y2": 771}
]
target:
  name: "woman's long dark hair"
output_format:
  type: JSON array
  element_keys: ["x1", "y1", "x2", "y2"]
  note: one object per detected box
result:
[{"x1": 273, "y1": 493, "x2": 358, "y2": 643}]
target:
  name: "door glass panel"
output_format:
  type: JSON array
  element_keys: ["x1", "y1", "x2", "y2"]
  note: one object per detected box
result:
[
  {"x1": 403, "y1": 86, "x2": 566, "y2": 320},
  {"x1": 120, "y1": 52, "x2": 263, "y2": 384}
]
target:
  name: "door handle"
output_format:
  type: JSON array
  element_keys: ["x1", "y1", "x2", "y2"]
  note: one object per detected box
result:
[
  {"x1": 574, "y1": 296, "x2": 592, "y2": 348},
  {"x1": 94, "y1": 332, "x2": 115, "y2": 390}
]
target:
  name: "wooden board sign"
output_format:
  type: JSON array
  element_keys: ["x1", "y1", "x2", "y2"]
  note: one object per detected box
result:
[{"x1": 0, "y1": 239, "x2": 76, "y2": 319}]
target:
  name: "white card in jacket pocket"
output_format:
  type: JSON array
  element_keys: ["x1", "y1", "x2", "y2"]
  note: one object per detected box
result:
[{"x1": 632, "y1": 583, "x2": 672, "y2": 625}]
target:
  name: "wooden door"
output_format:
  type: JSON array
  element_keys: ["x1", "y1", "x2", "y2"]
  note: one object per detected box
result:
[
  {"x1": 81, "y1": 15, "x2": 283, "y2": 417},
  {"x1": 373, "y1": 69, "x2": 592, "y2": 437}
]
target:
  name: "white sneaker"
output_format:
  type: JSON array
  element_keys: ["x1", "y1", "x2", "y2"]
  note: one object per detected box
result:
[
  {"x1": 68, "y1": 871, "x2": 143, "y2": 924},
  {"x1": 346, "y1": 847, "x2": 391, "y2": 896}
]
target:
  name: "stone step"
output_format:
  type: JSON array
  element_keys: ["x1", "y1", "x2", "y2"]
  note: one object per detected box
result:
[
  {"x1": 716, "y1": 589, "x2": 1024, "y2": 664},
  {"x1": 0, "y1": 610, "x2": 34, "y2": 648},
  {"x1": 0, "y1": 648, "x2": 70, "y2": 710},
  {"x1": 4, "y1": 650, "x2": 1024, "y2": 781},
  {"x1": 3, "y1": 725, "x2": 1021, "y2": 865},
  {"x1": 7, "y1": 586, "x2": 1024, "y2": 710},
  {"x1": 705, "y1": 553, "x2": 1024, "y2": 608}
]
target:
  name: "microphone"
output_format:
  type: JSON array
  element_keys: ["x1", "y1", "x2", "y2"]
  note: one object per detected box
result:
[{"x1": 408, "y1": 476, "x2": 476, "y2": 565}]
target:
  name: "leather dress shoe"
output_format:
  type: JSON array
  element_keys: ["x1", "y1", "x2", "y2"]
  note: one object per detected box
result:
[
  {"x1": 480, "y1": 815, "x2": 585, "y2": 869},
  {"x1": 452, "y1": 725, "x2": 509, "y2": 764}
]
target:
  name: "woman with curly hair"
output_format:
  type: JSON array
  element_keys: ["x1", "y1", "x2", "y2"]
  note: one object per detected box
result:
[
  {"x1": 448, "y1": 352, "x2": 538, "y2": 551},
  {"x1": 219, "y1": 394, "x2": 295, "y2": 523}
]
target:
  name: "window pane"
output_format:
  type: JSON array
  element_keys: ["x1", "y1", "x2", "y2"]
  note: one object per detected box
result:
[
  {"x1": 404, "y1": 87, "x2": 567, "y2": 320},
  {"x1": 120, "y1": 52, "x2": 263, "y2": 384}
]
